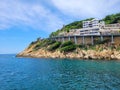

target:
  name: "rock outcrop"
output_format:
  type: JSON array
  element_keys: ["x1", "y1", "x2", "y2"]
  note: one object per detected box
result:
[{"x1": 17, "y1": 48, "x2": 120, "y2": 60}]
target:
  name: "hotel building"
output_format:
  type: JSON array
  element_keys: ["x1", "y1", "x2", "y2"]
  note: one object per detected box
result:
[{"x1": 58, "y1": 19, "x2": 120, "y2": 36}]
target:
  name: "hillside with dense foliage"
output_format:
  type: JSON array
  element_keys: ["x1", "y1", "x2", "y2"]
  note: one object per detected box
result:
[
  {"x1": 49, "y1": 13, "x2": 120, "y2": 37},
  {"x1": 103, "y1": 13, "x2": 120, "y2": 24}
]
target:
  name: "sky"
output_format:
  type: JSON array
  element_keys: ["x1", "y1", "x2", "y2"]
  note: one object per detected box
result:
[{"x1": 0, "y1": 0, "x2": 120, "y2": 54}]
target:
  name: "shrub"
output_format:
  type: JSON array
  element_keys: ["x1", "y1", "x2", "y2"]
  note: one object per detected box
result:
[
  {"x1": 89, "y1": 45, "x2": 97, "y2": 50},
  {"x1": 98, "y1": 39, "x2": 110, "y2": 44},
  {"x1": 60, "y1": 45, "x2": 76, "y2": 52},
  {"x1": 33, "y1": 39, "x2": 56, "y2": 51},
  {"x1": 48, "y1": 42, "x2": 61, "y2": 51},
  {"x1": 34, "y1": 42, "x2": 42, "y2": 50},
  {"x1": 116, "y1": 46, "x2": 120, "y2": 51},
  {"x1": 47, "y1": 40, "x2": 56, "y2": 45},
  {"x1": 60, "y1": 41, "x2": 73, "y2": 48},
  {"x1": 42, "y1": 39, "x2": 56, "y2": 46},
  {"x1": 78, "y1": 44, "x2": 86, "y2": 48}
]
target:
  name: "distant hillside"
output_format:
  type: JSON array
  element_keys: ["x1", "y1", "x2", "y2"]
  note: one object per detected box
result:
[
  {"x1": 103, "y1": 13, "x2": 120, "y2": 24},
  {"x1": 49, "y1": 13, "x2": 120, "y2": 37}
]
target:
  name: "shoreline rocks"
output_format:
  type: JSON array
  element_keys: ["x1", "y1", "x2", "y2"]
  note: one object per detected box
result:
[{"x1": 17, "y1": 48, "x2": 120, "y2": 60}]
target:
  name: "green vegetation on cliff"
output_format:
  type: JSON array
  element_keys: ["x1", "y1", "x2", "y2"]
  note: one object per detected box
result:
[
  {"x1": 33, "y1": 39, "x2": 54, "y2": 50},
  {"x1": 59, "y1": 41, "x2": 76, "y2": 52},
  {"x1": 103, "y1": 13, "x2": 120, "y2": 24},
  {"x1": 50, "y1": 13, "x2": 120, "y2": 37},
  {"x1": 60, "y1": 44, "x2": 76, "y2": 52},
  {"x1": 29, "y1": 37, "x2": 115, "y2": 53},
  {"x1": 31, "y1": 40, "x2": 77, "y2": 52},
  {"x1": 48, "y1": 41, "x2": 61, "y2": 51},
  {"x1": 19, "y1": 36, "x2": 120, "y2": 60}
]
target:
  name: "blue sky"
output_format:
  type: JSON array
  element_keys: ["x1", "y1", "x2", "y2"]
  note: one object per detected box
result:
[{"x1": 0, "y1": 0, "x2": 120, "y2": 54}]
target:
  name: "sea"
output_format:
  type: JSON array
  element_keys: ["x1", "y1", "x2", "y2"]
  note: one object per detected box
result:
[{"x1": 0, "y1": 54, "x2": 120, "y2": 90}]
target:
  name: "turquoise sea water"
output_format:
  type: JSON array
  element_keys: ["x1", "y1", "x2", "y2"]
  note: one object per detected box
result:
[{"x1": 0, "y1": 54, "x2": 120, "y2": 90}]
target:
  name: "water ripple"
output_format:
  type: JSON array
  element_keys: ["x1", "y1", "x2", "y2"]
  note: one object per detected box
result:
[{"x1": 0, "y1": 54, "x2": 120, "y2": 90}]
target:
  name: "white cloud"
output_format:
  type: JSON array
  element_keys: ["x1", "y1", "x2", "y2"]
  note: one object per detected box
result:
[
  {"x1": 0, "y1": 0, "x2": 120, "y2": 32},
  {"x1": 52, "y1": 0, "x2": 120, "y2": 19},
  {"x1": 0, "y1": 0, "x2": 63, "y2": 32}
]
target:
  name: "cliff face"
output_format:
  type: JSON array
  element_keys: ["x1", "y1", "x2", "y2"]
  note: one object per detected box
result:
[
  {"x1": 17, "y1": 40, "x2": 120, "y2": 60},
  {"x1": 17, "y1": 48, "x2": 120, "y2": 60}
]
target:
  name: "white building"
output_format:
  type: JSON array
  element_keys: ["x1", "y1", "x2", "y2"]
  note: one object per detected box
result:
[
  {"x1": 100, "y1": 23, "x2": 120, "y2": 35},
  {"x1": 80, "y1": 19, "x2": 105, "y2": 35},
  {"x1": 76, "y1": 19, "x2": 120, "y2": 36},
  {"x1": 58, "y1": 19, "x2": 120, "y2": 36},
  {"x1": 80, "y1": 27, "x2": 100, "y2": 35},
  {"x1": 83, "y1": 19, "x2": 103, "y2": 28}
]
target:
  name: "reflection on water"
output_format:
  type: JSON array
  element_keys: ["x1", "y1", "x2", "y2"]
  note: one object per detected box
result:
[{"x1": 0, "y1": 54, "x2": 120, "y2": 90}]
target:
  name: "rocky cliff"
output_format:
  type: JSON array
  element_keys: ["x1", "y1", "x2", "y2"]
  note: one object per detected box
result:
[{"x1": 17, "y1": 39, "x2": 120, "y2": 60}]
